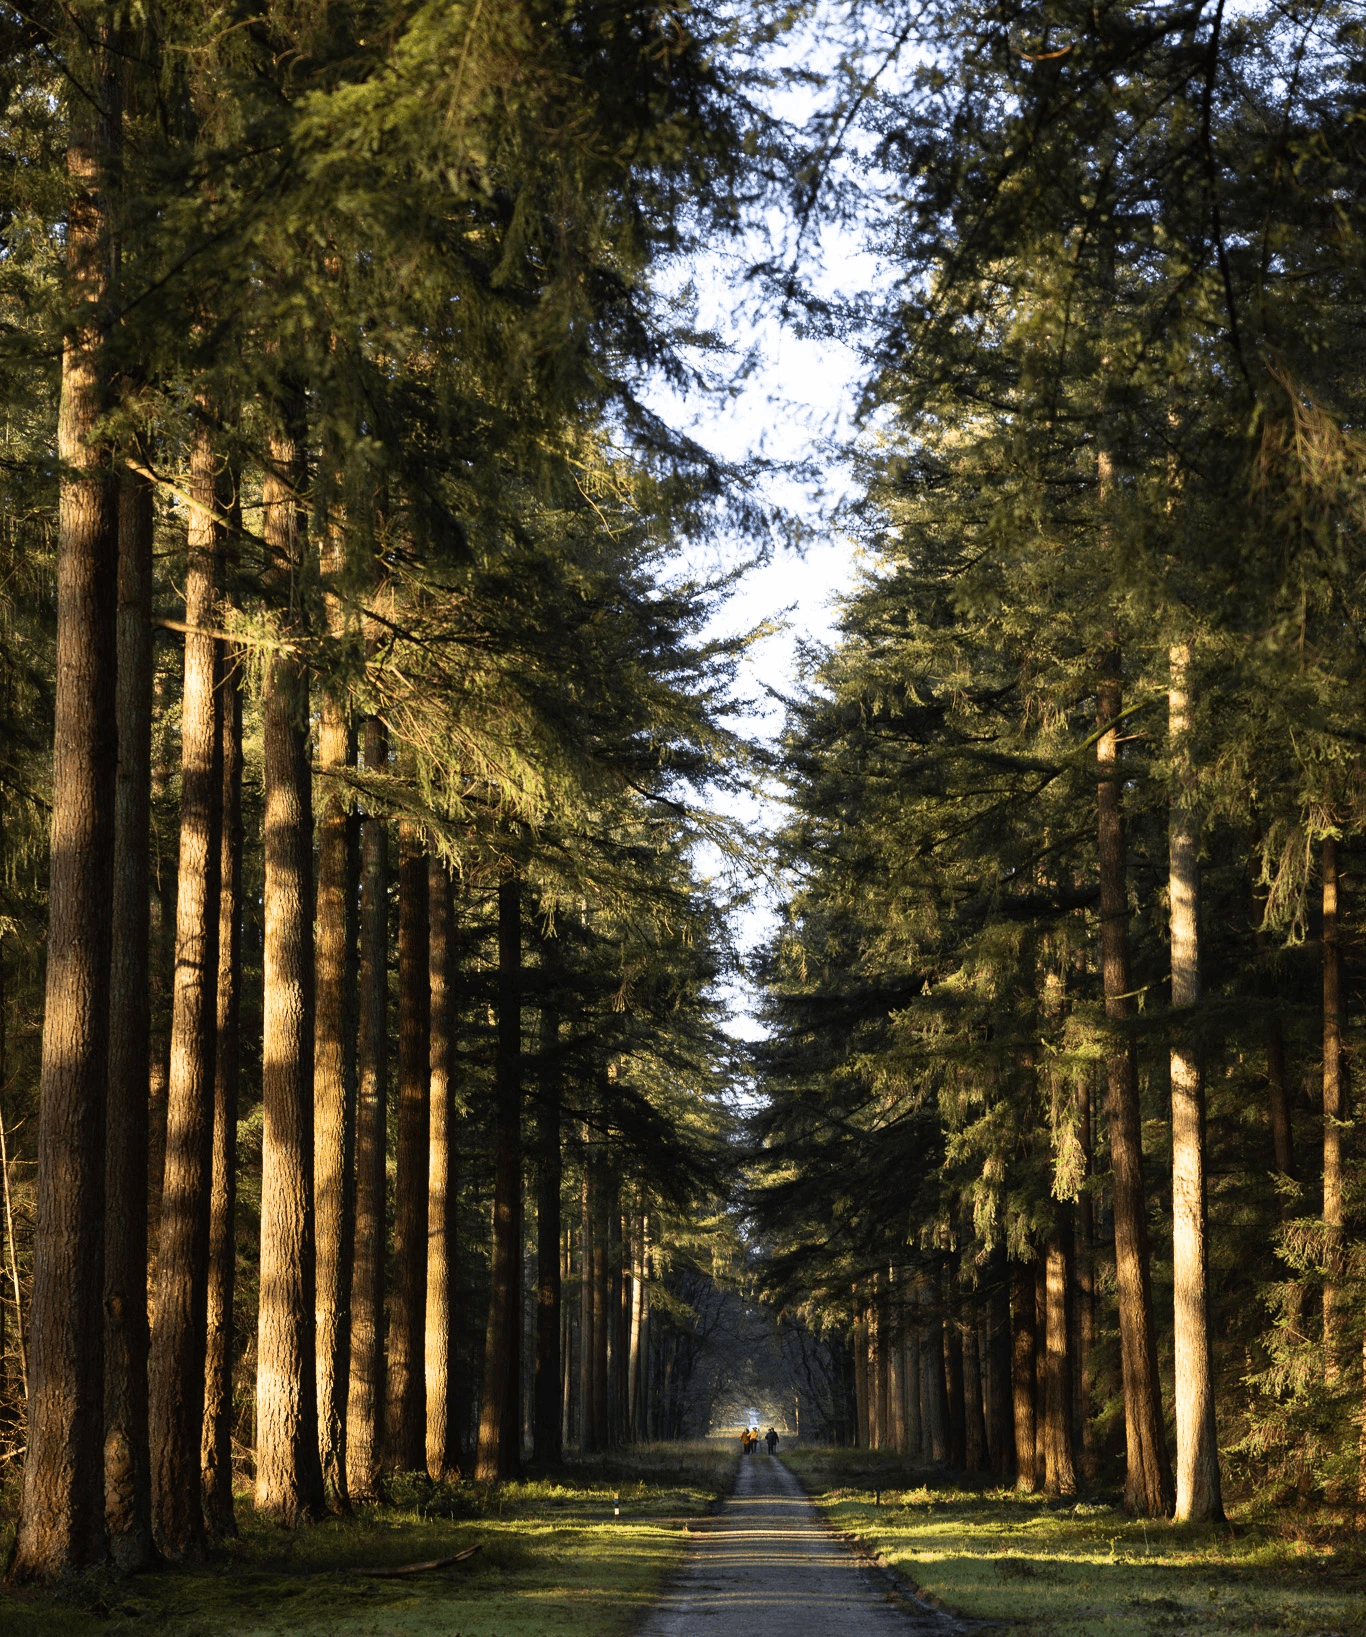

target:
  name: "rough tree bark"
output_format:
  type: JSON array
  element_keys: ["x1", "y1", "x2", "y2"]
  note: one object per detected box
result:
[
  {"x1": 254, "y1": 409, "x2": 325, "y2": 1524},
  {"x1": 346, "y1": 715, "x2": 388, "y2": 1498},
  {"x1": 1042, "y1": 1224, "x2": 1077, "y2": 1497},
  {"x1": 387, "y1": 822, "x2": 430, "y2": 1471},
  {"x1": 11, "y1": 44, "x2": 120, "y2": 1587},
  {"x1": 1168, "y1": 641, "x2": 1222, "y2": 1521},
  {"x1": 149, "y1": 412, "x2": 225, "y2": 1562},
  {"x1": 476, "y1": 873, "x2": 523, "y2": 1478},
  {"x1": 105, "y1": 470, "x2": 154, "y2": 1570},
  {"x1": 313, "y1": 514, "x2": 354, "y2": 1509},
  {"x1": 426, "y1": 858, "x2": 462, "y2": 1479},
  {"x1": 1097, "y1": 653, "x2": 1175, "y2": 1515},
  {"x1": 202, "y1": 625, "x2": 242, "y2": 1540}
]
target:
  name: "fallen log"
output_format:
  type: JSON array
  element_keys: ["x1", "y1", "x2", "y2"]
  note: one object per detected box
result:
[{"x1": 350, "y1": 1544, "x2": 482, "y2": 1578}]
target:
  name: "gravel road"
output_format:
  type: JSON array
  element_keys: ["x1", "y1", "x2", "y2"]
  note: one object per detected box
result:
[{"x1": 637, "y1": 1451, "x2": 944, "y2": 1635}]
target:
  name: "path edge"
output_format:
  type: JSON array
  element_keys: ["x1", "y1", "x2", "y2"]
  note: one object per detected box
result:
[{"x1": 776, "y1": 1457, "x2": 998, "y2": 1635}]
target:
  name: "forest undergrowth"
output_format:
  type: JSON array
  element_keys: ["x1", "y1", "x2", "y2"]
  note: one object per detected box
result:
[
  {"x1": 0, "y1": 1445, "x2": 736, "y2": 1637},
  {"x1": 786, "y1": 1449, "x2": 1366, "y2": 1637}
]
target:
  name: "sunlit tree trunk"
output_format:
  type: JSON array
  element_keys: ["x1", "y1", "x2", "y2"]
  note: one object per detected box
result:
[
  {"x1": 1011, "y1": 1262, "x2": 1037, "y2": 1492},
  {"x1": 591, "y1": 1158, "x2": 610, "y2": 1447},
  {"x1": 426, "y1": 859, "x2": 462, "y2": 1479},
  {"x1": 387, "y1": 822, "x2": 430, "y2": 1471},
  {"x1": 853, "y1": 1301, "x2": 868, "y2": 1448},
  {"x1": 254, "y1": 410, "x2": 325, "y2": 1524},
  {"x1": 313, "y1": 515, "x2": 353, "y2": 1509},
  {"x1": 346, "y1": 715, "x2": 388, "y2": 1497},
  {"x1": 1168, "y1": 642, "x2": 1222, "y2": 1521},
  {"x1": 1042, "y1": 1225, "x2": 1077, "y2": 1496},
  {"x1": 202, "y1": 626, "x2": 242, "y2": 1540},
  {"x1": 149, "y1": 413, "x2": 224, "y2": 1562},
  {"x1": 476, "y1": 873, "x2": 523, "y2": 1478},
  {"x1": 11, "y1": 48, "x2": 120, "y2": 1586},
  {"x1": 1323, "y1": 836, "x2": 1344, "y2": 1374},
  {"x1": 105, "y1": 470, "x2": 154, "y2": 1570},
  {"x1": 1097, "y1": 653, "x2": 1174, "y2": 1515}
]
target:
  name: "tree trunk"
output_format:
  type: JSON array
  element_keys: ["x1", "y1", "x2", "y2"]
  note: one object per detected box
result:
[
  {"x1": 853, "y1": 1304, "x2": 869, "y2": 1448},
  {"x1": 1011, "y1": 1262, "x2": 1037, "y2": 1492},
  {"x1": 628, "y1": 1215, "x2": 645, "y2": 1444},
  {"x1": 985, "y1": 1248, "x2": 1014, "y2": 1478},
  {"x1": 921, "y1": 1289, "x2": 949, "y2": 1464},
  {"x1": 904, "y1": 1323, "x2": 922, "y2": 1460},
  {"x1": 888, "y1": 1268, "x2": 906, "y2": 1453},
  {"x1": 1075, "y1": 1075, "x2": 1099, "y2": 1479},
  {"x1": 313, "y1": 549, "x2": 353, "y2": 1509},
  {"x1": 1097, "y1": 657, "x2": 1174, "y2": 1516},
  {"x1": 962, "y1": 1313, "x2": 988, "y2": 1471},
  {"x1": 592, "y1": 1160, "x2": 610, "y2": 1448},
  {"x1": 387, "y1": 822, "x2": 430, "y2": 1471},
  {"x1": 1323, "y1": 835, "x2": 1344, "y2": 1372},
  {"x1": 1042, "y1": 1226, "x2": 1077, "y2": 1497},
  {"x1": 1168, "y1": 642, "x2": 1222, "y2": 1521},
  {"x1": 426, "y1": 859, "x2": 462, "y2": 1479},
  {"x1": 202, "y1": 631, "x2": 242, "y2": 1540},
  {"x1": 476, "y1": 874, "x2": 523, "y2": 1478},
  {"x1": 11, "y1": 57, "x2": 120, "y2": 1586},
  {"x1": 254, "y1": 412, "x2": 325, "y2": 1524},
  {"x1": 944, "y1": 1307, "x2": 966, "y2": 1468},
  {"x1": 149, "y1": 412, "x2": 225, "y2": 1563},
  {"x1": 579, "y1": 1155, "x2": 596, "y2": 1451},
  {"x1": 864, "y1": 1289, "x2": 877, "y2": 1447},
  {"x1": 346, "y1": 716, "x2": 388, "y2": 1498},
  {"x1": 534, "y1": 935, "x2": 562, "y2": 1464},
  {"x1": 105, "y1": 469, "x2": 154, "y2": 1570}
]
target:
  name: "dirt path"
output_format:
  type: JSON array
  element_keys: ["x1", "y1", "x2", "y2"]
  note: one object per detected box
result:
[{"x1": 637, "y1": 1452, "x2": 943, "y2": 1635}]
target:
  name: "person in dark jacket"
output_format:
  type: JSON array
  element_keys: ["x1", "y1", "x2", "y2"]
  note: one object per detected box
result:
[{"x1": 765, "y1": 1427, "x2": 779, "y2": 1455}]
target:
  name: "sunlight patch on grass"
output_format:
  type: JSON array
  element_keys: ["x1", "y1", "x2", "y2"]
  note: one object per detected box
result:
[
  {"x1": 784, "y1": 1447, "x2": 1366, "y2": 1637},
  {"x1": 0, "y1": 1443, "x2": 737, "y2": 1637}
]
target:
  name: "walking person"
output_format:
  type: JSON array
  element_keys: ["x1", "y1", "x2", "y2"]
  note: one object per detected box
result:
[{"x1": 766, "y1": 1426, "x2": 779, "y2": 1455}]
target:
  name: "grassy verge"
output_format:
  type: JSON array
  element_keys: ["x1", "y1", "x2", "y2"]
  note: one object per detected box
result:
[
  {"x1": 783, "y1": 1446, "x2": 1366, "y2": 1637},
  {"x1": 0, "y1": 1443, "x2": 736, "y2": 1637}
]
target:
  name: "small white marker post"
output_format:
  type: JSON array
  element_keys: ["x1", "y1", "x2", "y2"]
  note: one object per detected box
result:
[{"x1": 614, "y1": 1493, "x2": 621, "y2": 1520}]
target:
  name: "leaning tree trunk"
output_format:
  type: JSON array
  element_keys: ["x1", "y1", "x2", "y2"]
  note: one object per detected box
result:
[
  {"x1": 1097, "y1": 655, "x2": 1174, "y2": 1516},
  {"x1": 346, "y1": 715, "x2": 389, "y2": 1498},
  {"x1": 313, "y1": 523, "x2": 354, "y2": 1509},
  {"x1": 1042, "y1": 1224, "x2": 1077, "y2": 1497},
  {"x1": 254, "y1": 411, "x2": 325, "y2": 1524},
  {"x1": 104, "y1": 469, "x2": 154, "y2": 1570},
  {"x1": 426, "y1": 858, "x2": 462, "y2": 1479},
  {"x1": 387, "y1": 821, "x2": 430, "y2": 1472},
  {"x1": 202, "y1": 626, "x2": 243, "y2": 1540},
  {"x1": 149, "y1": 412, "x2": 225, "y2": 1563},
  {"x1": 476, "y1": 873, "x2": 523, "y2": 1478},
  {"x1": 12, "y1": 62, "x2": 120, "y2": 1583},
  {"x1": 1323, "y1": 835, "x2": 1344, "y2": 1373},
  {"x1": 1168, "y1": 642, "x2": 1222, "y2": 1521},
  {"x1": 534, "y1": 929, "x2": 563, "y2": 1464}
]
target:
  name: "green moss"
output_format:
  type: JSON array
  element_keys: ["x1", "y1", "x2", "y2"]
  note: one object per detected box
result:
[
  {"x1": 785, "y1": 1448, "x2": 1366, "y2": 1637},
  {"x1": 0, "y1": 1444, "x2": 736, "y2": 1637}
]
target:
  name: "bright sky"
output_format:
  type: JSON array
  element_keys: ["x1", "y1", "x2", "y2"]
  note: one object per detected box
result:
[{"x1": 644, "y1": 9, "x2": 904, "y2": 1044}]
